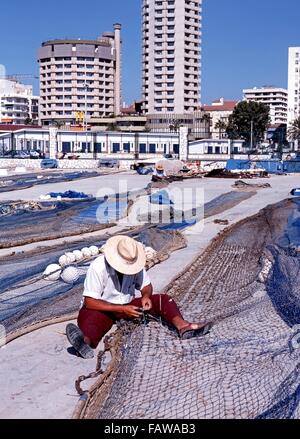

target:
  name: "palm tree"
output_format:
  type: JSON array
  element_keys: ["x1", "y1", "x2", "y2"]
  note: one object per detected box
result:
[
  {"x1": 215, "y1": 120, "x2": 227, "y2": 139},
  {"x1": 51, "y1": 120, "x2": 65, "y2": 129},
  {"x1": 200, "y1": 113, "x2": 212, "y2": 138},
  {"x1": 288, "y1": 117, "x2": 300, "y2": 151},
  {"x1": 169, "y1": 120, "x2": 181, "y2": 133},
  {"x1": 24, "y1": 117, "x2": 33, "y2": 125}
]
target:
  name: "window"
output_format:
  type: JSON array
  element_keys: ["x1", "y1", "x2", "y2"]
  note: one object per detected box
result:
[
  {"x1": 94, "y1": 143, "x2": 102, "y2": 153},
  {"x1": 62, "y1": 142, "x2": 71, "y2": 153},
  {"x1": 149, "y1": 144, "x2": 156, "y2": 153},
  {"x1": 139, "y1": 143, "x2": 146, "y2": 153},
  {"x1": 172, "y1": 144, "x2": 179, "y2": 154},
  {"x1": 112, "y1": 143, "x2": 120, "y2": 153}
]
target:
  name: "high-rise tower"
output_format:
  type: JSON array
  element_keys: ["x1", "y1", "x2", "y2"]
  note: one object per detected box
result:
[
  {"x1": 288, "y1": 47, "x2": 300, "y2": 125},
  {"x1": 142, "y1": 0, "x2": 202, "y2": 114},
  {"x1": 38, "y1": 24, "x2": 122, "y2": 126}
]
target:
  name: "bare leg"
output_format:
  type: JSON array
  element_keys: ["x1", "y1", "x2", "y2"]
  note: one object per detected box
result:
[
  {"x1": 172, "y1": 316, "x2": 209, "y2": 332},
  {"x1": 130, "y1": 295, "x2": 212, "y2": 338}
]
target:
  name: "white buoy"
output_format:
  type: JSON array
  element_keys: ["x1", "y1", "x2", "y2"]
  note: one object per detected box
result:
[
  {"x1": 89, "y1": 246, "x2": 99, "y2": 256},
  {"x1": 59, "y1": 255, "x2": 69, "y2": 267},
  {"x1": 145, "y1": 246, "x2": 157, "y2": 259},
  {"x1": 73, "y1": 250, "x2": 83, "y2": 261},
  {"x1": 61, "y1": 266, "x2": 80, "y2": 284},
  {"x1": 43, "y1": 264, "x2": 62, "y2": 281},
  {"x1": 81, "y1": 247, "x2": 92, "y2": 258},
  {"x1": 65, "y1": 252, "x2": 76, "y2": 263}
]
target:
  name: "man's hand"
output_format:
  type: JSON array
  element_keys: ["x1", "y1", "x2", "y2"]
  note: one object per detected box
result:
[
  {"x1": 122, "y1": 305, "x2": 143, "y2": 319},
  {"x1": 141, "y1": 296, "x2": 152, "y2": 311}
]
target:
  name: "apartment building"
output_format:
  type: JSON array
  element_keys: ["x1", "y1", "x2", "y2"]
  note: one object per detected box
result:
[
  {"x1": 142, "y1": 0, "x2": 202, "y2": 114},
  {"x1": 288, "y1": 47, "x2": 300, "y2": 125},
  {"x1": 0, "y1": 79, "x2": 39, "y2": 125},
  {"x1": 146, "y1": 111, "x2": 208, "y2": 139},
  {"x1": 243, "y1": 86, "x2": 288, "y2": 125},
  {"x1": 202, "y1": 98, "x2": 238, "y2": 139},
  {"x1": 38, "y1": 24, "x2": 122, "y2": 126}
]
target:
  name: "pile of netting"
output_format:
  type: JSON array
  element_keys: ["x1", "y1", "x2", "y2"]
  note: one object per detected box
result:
[
  {"x1": 1, "y1": 227, "x2": 186, "y2": 341},
  {"x1": 0, "y1": 171, "x2": 99, "y2": 193},
  {"x1": 76, "y1": 198, "x2": 300, "y2": 419}
]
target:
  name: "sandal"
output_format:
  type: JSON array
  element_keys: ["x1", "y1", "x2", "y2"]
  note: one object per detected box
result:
[
  {"x1": 66, "y1": 323, "x2": 94, "y2": 359},
  {"x1": 179, "y1": 322, "x2": 212, "y2": 340}
]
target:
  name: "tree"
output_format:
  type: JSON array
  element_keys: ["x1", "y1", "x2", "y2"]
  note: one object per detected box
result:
[
  {"x1": 24, "y1": 117, "x2": 33, "y2": 125},
  {"x1": 214, "y1": 120, "x2": 227, "y2": 139},
  {"x1": 200, "y1": 113, "x2": 212, "y2": 138},
  {"x1": 288, "y1": 116, "x2": 300, "y2": 145},
  {"x1": 51, "y1": 120, "x2": 65, "y2": 129},
  {"x1": 106, "y1": 122, "x2": 117, "y2": 131},
  {"x1": 226, "y1": 101, "x2": 270, "y2": 148},
  {"x1": 169, "y1": 119, "x2": 181, "y2": 133}
]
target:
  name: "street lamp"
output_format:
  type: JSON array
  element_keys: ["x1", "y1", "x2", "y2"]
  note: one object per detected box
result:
[
  {"x1": 84, "y1": 82, "x2": 89, "y2": 153},
  {"x1": 250, "y1": 119, "x2": 254, "y2": 151}
]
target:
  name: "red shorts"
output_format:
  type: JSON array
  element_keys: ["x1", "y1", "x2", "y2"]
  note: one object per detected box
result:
[{"x1": 78, "y1": 294, "x2": 182, "y2": 348}]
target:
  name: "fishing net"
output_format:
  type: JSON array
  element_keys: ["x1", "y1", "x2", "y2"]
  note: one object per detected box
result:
[
  {"x1": 1, "y1": 227, "x2": 186, "y2": 338},
  {"x1": 79, "y1": 199, "x2": 300, "y2": 419},
  {"x1": 0, "y1": 171, "x2": 99, "y2": 193}
]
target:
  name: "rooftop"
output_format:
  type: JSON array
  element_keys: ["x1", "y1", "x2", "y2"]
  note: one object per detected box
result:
[
  {"x1": 41, "y1": 38, "x2": 111, "y2": 47},
  {"x1": 0, "y1": 124, "x2": 42, "y2": 132},
  {"x1": 202, "y1": 98, "x2": 238, "y2": 112}
]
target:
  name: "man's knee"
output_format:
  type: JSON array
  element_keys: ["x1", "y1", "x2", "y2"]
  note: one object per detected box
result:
[
  {"x1": 152, "y1": 294, "x2": 176, "y2": 310},
  {"x1": 157, "y1": 294, "x2": 175, "y2": 304}
]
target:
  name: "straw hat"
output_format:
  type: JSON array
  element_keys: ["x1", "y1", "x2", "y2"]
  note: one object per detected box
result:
[
  {"x1": 103, "y1": 235, "x2": 146, "y2": 275},
  {"x1": 155, "y1": 163, "x2": 164, "y2": 171}
]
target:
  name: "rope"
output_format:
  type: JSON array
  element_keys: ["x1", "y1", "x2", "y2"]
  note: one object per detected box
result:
[{"x1": 6, "y1": 312, "x2": 78, "y2": 345}]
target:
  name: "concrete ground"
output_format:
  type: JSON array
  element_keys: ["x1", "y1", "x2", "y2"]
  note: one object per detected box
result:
[
  {"x1": 0, "y1": 321, "x2": 105, "y2": 419},
  {"x1": 0, "y1": 171, "x2": 150, "y2": 202},
  {"x1": 0, "y1": 174, "x2": 299, "y2": 419}
]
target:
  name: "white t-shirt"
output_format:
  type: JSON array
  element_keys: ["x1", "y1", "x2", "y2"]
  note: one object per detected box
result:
[
  {"x1": 82, "y1": 255, "x2": 151, "y2": 305},
  {"x1": 153, "y1": 169, "x2": 167, "y2": 177}
]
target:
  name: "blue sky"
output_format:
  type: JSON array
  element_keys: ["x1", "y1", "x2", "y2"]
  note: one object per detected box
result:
[{"x1": 0, "y1": 0, "x2": 299, "y2": 104}]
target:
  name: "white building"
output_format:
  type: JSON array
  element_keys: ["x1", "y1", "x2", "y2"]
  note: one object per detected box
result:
[
  {"x1": 0, "y1": 79, "x2": 39, "y2": 125},
  {"x1": 202, "y1": 98, "x2": 238, "y2": 139},
  {"x1": 38, "y1": 24, "x2": 122, "y2": 126},
  {"x1": 243, "y1": 86, "x2": 288, "y2": 125},
  {"x1": 0, "y1": 126, "x2": 247, "y2": 165},
  {"x1": 142, "y1": 0, "x2": 202, "y2": 114},
  {"x1": 0, "y1": 128, "x2": 180, "y2": 157},
  {"x1": 189, "y1": 138, "x2": 244, "y2": 159},
  {"x1": 288, "y1": 47, "x2": 300, "y2": 125}
]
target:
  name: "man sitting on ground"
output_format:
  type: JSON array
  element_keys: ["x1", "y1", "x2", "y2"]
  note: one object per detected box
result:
[
  {"x1": 66, "y1": 235, "x2": 211, "y2": 359},
  {"x1": 152, "y1": 163, "x2": 167, "y2": 182}
]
